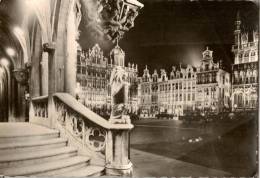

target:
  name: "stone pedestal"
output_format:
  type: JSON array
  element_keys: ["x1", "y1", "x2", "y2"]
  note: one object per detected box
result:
[{"x1": 105, "y1": 129, "x2": 133, "y2": 176}]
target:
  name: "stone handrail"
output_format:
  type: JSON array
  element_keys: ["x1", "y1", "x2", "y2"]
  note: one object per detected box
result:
[
  {"x1": 52, "y1": 92, "x2": 134, "y2": 176},
  {"x1": 53, "y1": 93, "x2": 134, "y2": 130}
]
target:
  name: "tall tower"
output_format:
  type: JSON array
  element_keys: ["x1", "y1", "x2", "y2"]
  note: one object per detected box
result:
[
  {"x1": 110, "y1": 44, "x2": 125, "y2": 67},
  {"x1": 234, "y1": 11, "x2": 241, "y2": 46},
  {"x1": 231, "y1": 11, "x2": 259, "y2": 111}
]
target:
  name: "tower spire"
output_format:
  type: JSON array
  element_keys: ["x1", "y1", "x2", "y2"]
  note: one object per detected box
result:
[
  {"x1": 236, "y1": 11, "x2": 240, "y2": 22},
  {"x1": 234, "y1": 11, "x2": 241, "y2": 45}
]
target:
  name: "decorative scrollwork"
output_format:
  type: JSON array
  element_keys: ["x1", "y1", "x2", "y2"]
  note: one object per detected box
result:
[
  {"x1": 33, "y1": 101, "x2": 48, "y2": 118},
  {"x1": 85, "y1": 127, "x2": 106, "y2": 152},
  {"x1": 57, "y1": 104, "x2": 66, "y2": 125},
  {"x1": 66, "y1": 115, "x2": 84, "y2": 139}
]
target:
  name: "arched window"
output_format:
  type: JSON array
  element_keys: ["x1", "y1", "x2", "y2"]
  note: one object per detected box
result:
[
  {"x1": 239, "y1": 53, "x2": 243, "y2": 63},
  {"x1": 238, "y1": 93, "x2": 243, "y2": 107},
  {"x1": 240, "y1": 71, "x2": 244, "y2": 83},
  {"x1": 250, "y1": 92, "x2": 257, "y2": 108},
  {"x1": 209, "y1": 73, "x2": 212, "y2": 83},
  {"x1": 250, "y1": 70, "x2": 255, "y2": 83},
  {"x1": 202, "y1": 74, "x2": 205, "y2": 83},
  {"x1": 253, "y1": 70, "x2": 258, "y2": 83}
]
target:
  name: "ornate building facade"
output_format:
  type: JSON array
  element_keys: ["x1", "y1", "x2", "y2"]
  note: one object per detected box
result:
[
  {"x1": 196, "y1": 47, "x2": 231, "y2": 114},
  {"x1": 138, "y1": 47, "x2": 231, "y2": 117},
  {"x1": 231, "y1": 13, "x2": 259, "y2": 111},
  {"x1": 138, "y1": 64, "x2": 197, "y2": 117},
  {"x1": 76, "y1": 44, "x2": 139, "y2": 116}
]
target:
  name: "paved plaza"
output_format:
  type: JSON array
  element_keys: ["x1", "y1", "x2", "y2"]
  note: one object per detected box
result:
[{"x1": 131, "y1": 114, "x2": 257, "y2": 177}]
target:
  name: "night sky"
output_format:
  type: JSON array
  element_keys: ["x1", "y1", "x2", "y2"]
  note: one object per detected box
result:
[{"x1": 79, "y1": 0, "x2": 259, "y2": 75}]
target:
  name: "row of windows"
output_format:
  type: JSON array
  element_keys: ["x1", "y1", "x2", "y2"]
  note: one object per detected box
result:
[
  {"x1": 238, "y1": 51, "x2": 257, "y2": 58},
  {"x1": 233, "y1": 76, "x2": 258, "y2": 84},
  {"x1": 197, "y1": 72, "x2": 217, "y2": 84},
  {"x1": 77, "y1": 66, "x2": 107, "y2": 77},
  {"x1": 78, "y1": 79, "x2": 107, "y2": 89},
  {"x1": 144, "y1": 72, "x2": 196, "y2": 83},
  {"x1": 142, "y1": 82, "x2": 196, "y2": 94},
  {"x1": 158, "y1": 93, "x2": 196, "y2": 102},
  {"x1": 233, "y1": 93, "x2": 258, "y2": 108}
]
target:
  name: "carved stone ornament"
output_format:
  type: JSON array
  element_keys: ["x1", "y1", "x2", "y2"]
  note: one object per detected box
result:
[
  {"x1": 98, "y1": 0, "x2": 143, "y2": 42},
  {"x1": 43, "y1": 42, "x2": 56, "y2": 53},
  {"x1": 13, "y1": 68, "x2": 29, "y2": 85},
  {"x1": 85, "y1": 127, "x2": 106, "y2": 152}
]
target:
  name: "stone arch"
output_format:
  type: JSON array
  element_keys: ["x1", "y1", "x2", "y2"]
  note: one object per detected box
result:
[{"x1": 0, "y1": 14, "x2": 27, "y2": 121}]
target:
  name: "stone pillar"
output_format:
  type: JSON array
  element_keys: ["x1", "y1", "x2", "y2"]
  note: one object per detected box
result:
[
  {"x1": 105, "y1": 128, "x2": 133, "y2": 176},
  {"x1": 41, "y1": 52, "x2": 49, "y2": 95},
  {"x1": 47, "y1": 46, "x2": 56, "y2": 129}
]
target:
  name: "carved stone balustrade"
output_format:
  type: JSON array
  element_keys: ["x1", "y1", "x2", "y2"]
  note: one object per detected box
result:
[
  {"x1": 29, "y1": 95, "x2": 49, "y2": 127},
  {"x1": 52, "y1": 93, "x2": 134, "y2": 176}
]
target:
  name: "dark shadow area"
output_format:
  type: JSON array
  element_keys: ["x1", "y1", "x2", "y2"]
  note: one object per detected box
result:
[{"x1": 131, "y1": 114, "x2": 257, "y2": 176}]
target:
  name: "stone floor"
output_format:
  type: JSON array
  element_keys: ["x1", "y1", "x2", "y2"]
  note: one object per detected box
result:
[
  {"x1": 131, "y1": 116, "x2": 257, "y2": 177},
  {"x1": 131, "y1": 148, "x2": 231, "y2": 177}
]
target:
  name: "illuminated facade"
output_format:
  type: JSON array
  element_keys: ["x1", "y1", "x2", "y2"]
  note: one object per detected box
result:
[
  {"x1": 138, "y1": 46, "x2": 231, "y2": 117},
  {"x1": 76, "y1": 44, "x2": 139, "y2": 115},
  {"x1": 139, "y1": 64, "x2": 197, "y2": 117},
  {"x1": 196, "y1": 47, "x2": 231, "y2": 114},
  {"x1": 231, "y1": 12, "x2": 259, "y2": 111}
]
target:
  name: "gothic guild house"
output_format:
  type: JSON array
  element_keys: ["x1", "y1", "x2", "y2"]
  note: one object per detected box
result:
[
  {"x1": 76, "y1": 44, "x2": 139, "y2": 118},
  {"x1": 231, "y1": 13, "x2": 259, "y2": 111},
  {"x1": 196, "y1": 47, "x2": 231, "y2": 114},
  {"x1": 139, "y1": 64, "x2": 197, "y2": 118}
]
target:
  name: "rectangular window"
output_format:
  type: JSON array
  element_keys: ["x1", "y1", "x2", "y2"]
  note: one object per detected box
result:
[{"x1": 77, "y1": 66, "x2": 81, "y2": 73}]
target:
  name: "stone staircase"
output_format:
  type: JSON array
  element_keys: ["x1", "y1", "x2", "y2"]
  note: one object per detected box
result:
[{"x1": 0, "y1": 123, "x2": 105, "y2": 176}]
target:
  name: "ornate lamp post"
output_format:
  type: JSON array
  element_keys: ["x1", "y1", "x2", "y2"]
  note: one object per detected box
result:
[{"x1": 97, "y1": 0, "x2": 144, "y2": 43}]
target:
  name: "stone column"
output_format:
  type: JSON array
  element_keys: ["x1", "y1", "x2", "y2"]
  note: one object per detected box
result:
[
  {"x1": 105, "y1": 127, "x2": 133, "y2": 176},
  {"x1": 41, "y1": 52, "x2": 49, "y2": 95}
]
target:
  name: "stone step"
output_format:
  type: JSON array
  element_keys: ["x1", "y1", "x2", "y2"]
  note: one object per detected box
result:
[
  {"x1": 0, "y1": 123, "x2": 60, "y2": 143},
  {"x1": 0, "y1": 156, "x2": 90, "y2": 176},
  {"x1": 56, "y1": 165, "x2": 105, "y2": 177},
  {"x1": 0, "y1": 131, "x2": 60, "y2": 144},
  {"x1": 0, "y1": 147, "x2": 77, "y2": 168},
  {"x1": 0, "y1": 138, "x2": 67, "y2": 154}
]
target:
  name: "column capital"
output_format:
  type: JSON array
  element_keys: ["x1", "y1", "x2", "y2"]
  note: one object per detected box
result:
[{"x1": 43, "y1": 42, "x2": 56, "y2": 53}]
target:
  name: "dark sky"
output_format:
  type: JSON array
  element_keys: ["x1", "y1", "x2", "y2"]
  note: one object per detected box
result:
[{"x1": 80, "y1": 1, "x2": 259, "y2": 75}]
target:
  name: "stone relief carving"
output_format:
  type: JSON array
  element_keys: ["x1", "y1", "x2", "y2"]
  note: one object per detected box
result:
[
  {"x1": 98, "y1": 0, "x2": 141, "y2": 42},
  {"x1": 85, "y1": 127, "x2": 106, "y2": 152},
  {"x1": 55, "y1": 101, "x2": 106, "y2": 153},
  {"x1": 109, "y1": 66, "x2": 131, "y2": 124}
]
